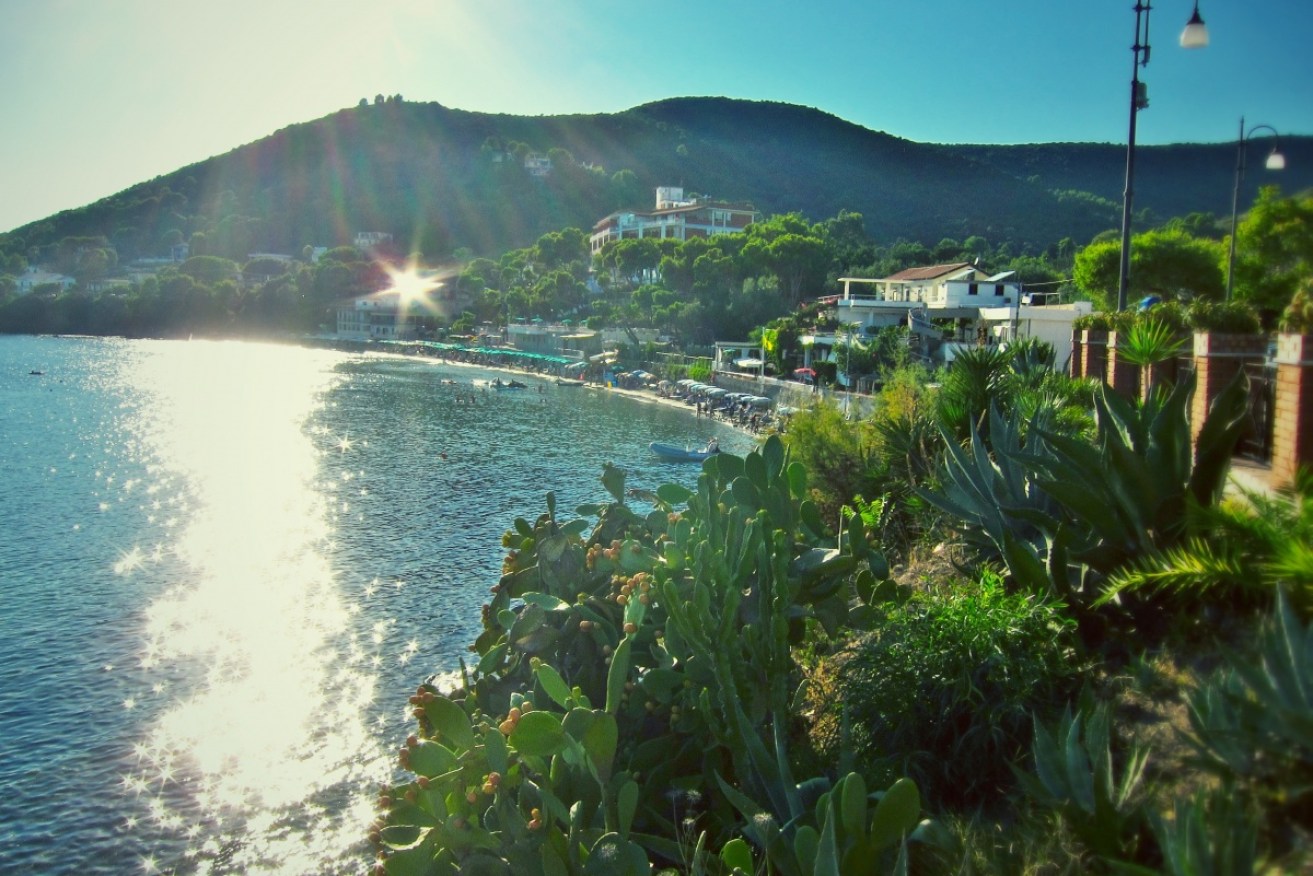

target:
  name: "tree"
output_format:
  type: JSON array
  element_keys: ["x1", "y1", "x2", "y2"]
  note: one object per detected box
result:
[
  {"x1": 610, "y1": 169, "x2": 645, "y2": 208},
  {"x1": 1073, "y1": 228, "x2": 1224, "y2": 310},
  {"x1": 750, "y1": 233, "x2": 830, "y2": 304},
  {"x1": 1229, "y1": 187, "x2": 1313, "y2": 319},
  {"x1": 179, "y1": 255, "x2": 240, "y2": 286}
]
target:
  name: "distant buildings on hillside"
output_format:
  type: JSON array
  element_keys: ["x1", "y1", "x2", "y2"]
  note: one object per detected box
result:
[
  {"x1": 589, "y1": 187, "x2": 759, "y2": 255},
  {"x1": 15, "y1": 266, "x2": 76, "y2": 296}
]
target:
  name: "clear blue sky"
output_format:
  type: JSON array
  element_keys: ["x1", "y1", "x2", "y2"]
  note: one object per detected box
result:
[{"x1": 1, "y1": 0, "x2": 1310, "y2": 234}]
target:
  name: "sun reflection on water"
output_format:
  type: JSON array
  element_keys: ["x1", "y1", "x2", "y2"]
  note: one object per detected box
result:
[{"x1": 116, "y1": 342, "x2": 392, "y2": 874}]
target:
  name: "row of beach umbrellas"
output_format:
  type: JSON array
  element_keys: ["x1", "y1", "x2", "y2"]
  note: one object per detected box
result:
[{"x1": 674, "y1": 380, "x2": 773, "y2": 408}]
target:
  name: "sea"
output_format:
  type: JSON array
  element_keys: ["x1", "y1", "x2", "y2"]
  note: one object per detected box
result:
[{"x1": 0, "y1": 334, "x2": 753, "y2": 875}]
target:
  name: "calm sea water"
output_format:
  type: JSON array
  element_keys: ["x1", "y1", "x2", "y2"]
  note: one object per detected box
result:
[{"x1": 0, "y1": 335, "x2": 751, "y2": 875}]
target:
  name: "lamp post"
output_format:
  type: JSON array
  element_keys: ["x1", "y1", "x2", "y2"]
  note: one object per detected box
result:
[
  {"x1": 1226, "y1": 118, "x2": 1285, "y2": 301},
  {"x1": 1116, "y1": 1, "x2": 1209, "y2": 312}
]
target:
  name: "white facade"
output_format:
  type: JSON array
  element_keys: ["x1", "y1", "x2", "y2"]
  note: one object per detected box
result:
[
  {"x1": 16, "y1": 267, "x2": 75, "y2": 296},
  {"x1": 524, "y1": 153, "x2": 552, "y2": 177},
  {"x1": 336, "y1": 292, "x2": 420, "y2": 341},
  {"x1": 974, "y1": 301, "x2": 1094, "y2": 371},
  {"x1": 353, "y1": 231, "x2": 393, "y2": 251},
  {"x1": 826, "y1": 264, "x2": 1090, "y2": 367},
  {"x1": 589, "y1": 188, "x2": 758, "y2": 254}
]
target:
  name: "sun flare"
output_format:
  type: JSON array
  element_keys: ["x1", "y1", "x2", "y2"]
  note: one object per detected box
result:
[{"x1": 381, "y1": 260, "x2": 443, "y2": 312}]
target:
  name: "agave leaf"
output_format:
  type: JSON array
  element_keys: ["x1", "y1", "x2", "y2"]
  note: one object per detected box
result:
[{"x1": 814, "y1": 803, "x2": 842, "y2": 876}]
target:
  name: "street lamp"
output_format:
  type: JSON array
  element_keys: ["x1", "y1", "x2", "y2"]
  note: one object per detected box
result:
[
  {"x1": 1226, "y1": 118, "x2": 1285, "y2": 301},
  {"x1": 1116, "y1": 1, "x2": 1209, "y2": 312}
]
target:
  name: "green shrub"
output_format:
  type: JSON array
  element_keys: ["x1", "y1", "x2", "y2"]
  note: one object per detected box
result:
[
  {"x1": 1280, "y1": 279, "x2": 1313, "y2": 334},
  {"x1": 1186, "y1": 300, "x2": 1262, "y2": 334},
  {"x1": 1141, "y1": 301, "x2": 1190, "y2": 335},
  {"x1": 809, "y1": 571, "x2": 1080, "y2": 809},
  {"x1": 1074, "y1": 312, "x2": 1115, "y2": 332}
]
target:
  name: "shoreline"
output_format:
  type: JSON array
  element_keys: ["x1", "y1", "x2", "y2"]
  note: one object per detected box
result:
[{"x1": 333, "y1": 339, "x2": 773, "y2": 438}]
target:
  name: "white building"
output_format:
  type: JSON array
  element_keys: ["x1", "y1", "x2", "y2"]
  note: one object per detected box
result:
[
  {"x1": 590, "y1": 187, "x2": 758, "y2": 255},
  {"x1": 15, "y1": 267, "x2": 75, "y2": 296},
  {"x1": 523, "y1": 152, "x2": 553, "y2": 177},
  {"x1": 336, "y1": 291, "x2": 425, "y2": 340},
  {"x1": 353, "y1": 232, "x2": 393, "y2": 251},
  {"x1": 816, "y1": 263, "x2": 1091, "y2": 370}
]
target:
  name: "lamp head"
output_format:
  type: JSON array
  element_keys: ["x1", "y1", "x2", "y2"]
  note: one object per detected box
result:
[
  {"x1": 1180, "y1": 2, "x2": 1209, "y2": 48},
  {"x1": 1266, "y1": 150, "x2": 1286, "y2": 171}
]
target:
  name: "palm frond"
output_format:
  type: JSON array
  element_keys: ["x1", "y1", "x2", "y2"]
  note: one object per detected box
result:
[{"x1": 1098, "y1": 538, "x2": 1246, "y2": 605}]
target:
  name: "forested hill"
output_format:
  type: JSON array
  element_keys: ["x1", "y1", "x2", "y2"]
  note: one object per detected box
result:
[{"x1": 5, "y1": 96, "x2": 1312, "y2": 264}]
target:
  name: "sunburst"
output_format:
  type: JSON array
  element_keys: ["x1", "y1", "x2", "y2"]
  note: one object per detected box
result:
[{"x1": 381, "y1": 259, "x2": 443, "y2": 313}]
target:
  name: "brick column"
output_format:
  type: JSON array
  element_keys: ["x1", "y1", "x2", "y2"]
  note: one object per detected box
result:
[
  {"x1": 1273, "y1": 333, "x2": 1313, "y2": 487},
  {"x1": 1069, "y1": 328, "x2": 1083, "y2": 378},
  {"x1": 1081, "y1": 330, "x2": 1108, "y2": 383},
  {"x1": 1190, "y1": 332, "x2": 1266, "y2": 451},
  {"x1": 1106, "y1": 331, "x2": 1139, "y2": 400}
]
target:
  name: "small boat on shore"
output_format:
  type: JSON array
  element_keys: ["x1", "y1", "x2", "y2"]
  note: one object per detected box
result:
[
  {"x1": 554, "y1": 377, "x2": 585, "y2": 387},
  {"x1": 648, "y1": 440, "x2": 720, "y2": 462},
  {"x1": 490, "y1": 378, "x2": 527, "y2": 390}
]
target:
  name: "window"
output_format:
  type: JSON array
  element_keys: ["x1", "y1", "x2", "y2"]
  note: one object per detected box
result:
[
  {"x1": 968, "y1": 283, "x2": 978, "y2": 296},
  {"x1": 995, "y1": 284, "x2": 1005, "y2": 296}
]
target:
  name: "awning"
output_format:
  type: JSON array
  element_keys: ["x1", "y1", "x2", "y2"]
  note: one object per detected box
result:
[{"x1": 734, "y1": 358, "x2": 764, "y2": 369}]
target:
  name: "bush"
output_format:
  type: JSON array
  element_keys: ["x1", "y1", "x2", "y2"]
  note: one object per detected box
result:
[
  {"x1": 1280, "y1": 278, "x2": 1313, "y2": 334},
  {"x1": 1185, "y1": 300, "x2": 1262, "y2": 334},
  {"x1": 807, "y1": 571, "x2": 1080, "y2": 809}
]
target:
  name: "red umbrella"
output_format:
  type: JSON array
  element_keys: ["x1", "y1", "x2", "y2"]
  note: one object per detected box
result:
[{"x1": 793, "y1": 367, "x2": 817, "y2": 378}]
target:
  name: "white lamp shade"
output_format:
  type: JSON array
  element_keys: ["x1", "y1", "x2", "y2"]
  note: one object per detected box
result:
[
  {"x1": 1180, "y1": 17, "x2": 1209, "y2": 48},
  {"x1": 1266, "y1": 151, "x2": 1287, "y2": 171}
]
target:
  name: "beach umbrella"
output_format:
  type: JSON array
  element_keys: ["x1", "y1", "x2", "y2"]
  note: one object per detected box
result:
[
  {"x1": 748, "y1": 396, "x2": 774, "y2": 407},
  {"x1": 793, "y1": 367, "x2": 817, "y2": 379},
  {"x1": 704, "y1": 387, "x2": 728, "y2": 398}
]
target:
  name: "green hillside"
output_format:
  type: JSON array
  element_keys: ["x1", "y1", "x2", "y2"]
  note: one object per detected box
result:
[{"x1": 3, "y1": 96, "x2": 1311, "y2": 265}]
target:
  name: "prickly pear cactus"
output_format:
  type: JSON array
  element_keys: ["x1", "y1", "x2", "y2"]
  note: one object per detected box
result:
[{"x1": 370, "y1": 436, "x2": 901, "y2": 874}]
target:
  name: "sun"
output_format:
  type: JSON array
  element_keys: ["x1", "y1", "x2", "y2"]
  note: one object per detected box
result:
[{"x1": 381, "y1": 259, "x2": 443, "y2": 312}]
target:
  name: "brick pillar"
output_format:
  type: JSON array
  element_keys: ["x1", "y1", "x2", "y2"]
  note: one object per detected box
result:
[
  {"x1": 1069, "y1": 328, "x2": 1083, "y2": 378},
  {"x1": 1273, "y1": 333, "x2": 1313, "y2": 487},
  {"x1": 1081, "y1": 330, "x2": 1108, "y2": 383},
  {"x1": 1106, "y1": 331, "x2": 1139, "y2": 400},
  {"x1": 1190, "y1": 332, "x2": 1266, "y2": 451}
]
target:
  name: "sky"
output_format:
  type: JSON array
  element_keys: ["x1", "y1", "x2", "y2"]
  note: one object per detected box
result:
[{"x1": 1, "y1": 0, "x2": 1311, "y2": 234}]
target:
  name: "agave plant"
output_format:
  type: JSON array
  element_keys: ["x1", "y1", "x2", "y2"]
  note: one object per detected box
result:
[
  {"x1": 1014, "y1": 702, "x2": 1151, "y2": 865},
  {"x1": 920, "y1": 370, "x2": 1251, "y2": 627},
  {"x1": 1115, "y1": 317, "x2": 1187, "y2": 400}
]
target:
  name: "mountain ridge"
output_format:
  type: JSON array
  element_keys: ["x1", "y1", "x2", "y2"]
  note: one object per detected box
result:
[{"x1": 4, "y1": 96, "x2": 1311, "y2": 264}]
